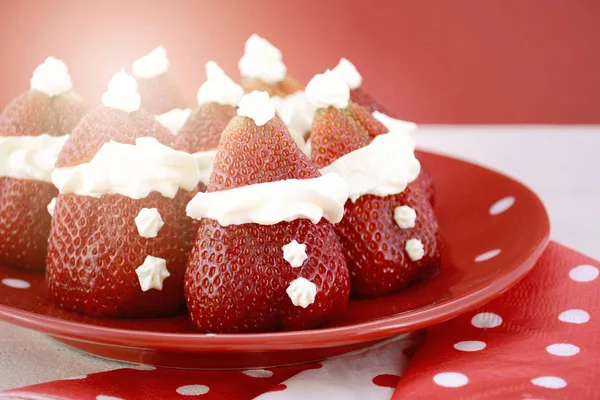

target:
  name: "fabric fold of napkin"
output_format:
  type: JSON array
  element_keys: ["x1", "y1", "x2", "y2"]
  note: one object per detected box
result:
[{"x1": 0, "y1": 241, "x2": 597, "y2": 400}]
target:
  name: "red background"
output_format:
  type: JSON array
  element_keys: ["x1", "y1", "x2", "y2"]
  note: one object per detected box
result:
[{"x1": 0, "y1": 0, "x2": 598, "y2": 123}]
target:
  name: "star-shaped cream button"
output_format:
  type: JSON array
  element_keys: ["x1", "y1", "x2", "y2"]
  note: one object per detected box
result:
[
  {"x1": 135, "y1": 256, "x2": 170, "y2": 291},
  {"x1": 282, "y1": 239, "x2": 308, "y2": 268}
]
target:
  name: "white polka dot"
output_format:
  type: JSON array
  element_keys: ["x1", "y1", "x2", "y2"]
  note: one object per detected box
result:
[
  {"x1": 433, "y1": 372, "x2": 468, "y2": 388},
  {"x1": 2, "y1": 278, "x2": 30, "y2": 289},
  {"x1": 97, "y1": 396, "x2": 124, "y2": 400},
  {"x1": 176, "y1": 385, "x2": 210, "y2": 396},
  {"x1": 474, "y1": 249, "x2": 501, "y2": 262},
  {"x1": 489, "y1": 196, "x2": 515, "y2": 215},
  {"x1": 558, "y1": 309, "x2": 590, "y2": 324},
  {"x1": 531, "y1": 376, "x2": 567, "y2": 389},
  {"x1": 471, "y1": 312, "x2": 503, "y2": 328},
  {"x1": 243, "y1": 369, "x2": 274, "y2": 378},
  {"x1": 569, "y1": 265, "x2": 599, "y2": 282},
  {"x1": 546, "y1": 343, "x2": 580, "y2": 357},
  {"x1": 129, "y1": 364, "x2": 156, "y2": 370},
  {"x1": 453, "y1": 341, "x2": 486, "y2": 352}
]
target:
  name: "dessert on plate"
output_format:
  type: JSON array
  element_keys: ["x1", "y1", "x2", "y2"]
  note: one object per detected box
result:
[
  {"x1": 185, "y1": 91, "x2": 351, "y2": 333},
  {"x1": 155, "y1": 61, "x2": 243, "y2": 190},
  {"x1": 306, "y1": 70, "x2": 442, "y2": 298},
  {"x1": 46, "y1": 70, "x2": 201, "y2": 318},
  {"x1": 132, "y1": 46, "x2": 186, "y2": 114},
  {"x1": 238, "y1": 34, "x2": 303, "y2": 98},
  {"x1": 0, "y1": 57, "x2": 88, "y2": 270}
]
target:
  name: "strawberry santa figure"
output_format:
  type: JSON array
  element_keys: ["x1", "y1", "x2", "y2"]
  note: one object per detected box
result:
[
  {"x1": 0, "y1": 57, "x2": 88, "y2": 270},
  {"x1": 155, "y1": 61, "x2": 244, "y2": 191},
  {"x1": 238, "y1": 34, "x2": 303, "y2": 98},
  {"x1": 46, "y1": 70, "x2": 201, "y2": 318},
  {"x1": 306, "y1": 70, "x2": 442, "y2": 298},
  {"x1": 185, "y1": 90, "x2": 351, "y2": 333},
  {"x1": 332, "y1": 57, "x2": 435, "y2": 204},
  {"x1": 132, "y1": 46, "x2": 186, "y2": 115}
]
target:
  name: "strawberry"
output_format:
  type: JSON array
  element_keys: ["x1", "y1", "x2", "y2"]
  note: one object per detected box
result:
[
  {"x1": 46, "y1": 101, "x2": 198, "y2": 318},
  {"x1": 241, "y1": 75, "x2": 303, "y2": 98},
  {"x1": 184, "y1": 98, "x2": 350, "y2": 333},
  {"x1": 349, "y1": 87, "x2": 393, "y2": 115},
  {"x1": 0, "y1": 90, "x2": 88, "y2": 270},
  {"x1": 310, "y1": 99, "x2": 441, "y2": 298},
  {"x1": 137, "y1": 73, "x2": 186, "y2": 115},
  {"x1": 172, "y1": 103, "x2": 237, "y2": 153}
]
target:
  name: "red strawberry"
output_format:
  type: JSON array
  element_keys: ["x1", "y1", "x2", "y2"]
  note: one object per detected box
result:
[
  {"x1": 137, "y1": 73, "x2": 186, "y2": 115},
  {"x1": 0, "y1": 90, "x2": 88, "y2": 270},
  {"x1": 171, "y1": 103, "x2": 236, "y2": 153},
  {"x1": 46, "y1": 101, "x2": 198, "y2": 318},
  {"x1": 132, "y1": 46, "x2": 186, "y2": 115},
  {"x1": 241, "y1": 75, "x2": 303, "y2": 98},
  {"x1": 311, "y1": 100, "x2": 441, "y2": 298},
  {"x1": 349, "y1": 87, "x2": 393, "y2": 115},
  {"x1": 184, "y1": 100, "x2": 350, "y2": 333}
]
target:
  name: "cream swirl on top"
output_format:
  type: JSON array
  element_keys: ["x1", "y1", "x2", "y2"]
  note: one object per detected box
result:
[
  {"x1": 197, "y1": 61, "x2": 244, "y2": 106},
  {"x1": 332, "y1": 58, "x2": 362, "y2": 90},
  {"x1": 101, "y1": 70, "x2": 141, "y2": 113},
  {"x1": 132, "y1": 46, "x2": 169, "y2": 79},
  {"x1": 30, "y1": 57, "x2": 73, "y2": 97},
  {"x1": 238, "y1": 34, "x2": 287, "y2": 84}
]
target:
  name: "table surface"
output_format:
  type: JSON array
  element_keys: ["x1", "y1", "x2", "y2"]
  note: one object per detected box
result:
[{"x1": 1, "y1": 125, "x2": 598, "y2": 391}]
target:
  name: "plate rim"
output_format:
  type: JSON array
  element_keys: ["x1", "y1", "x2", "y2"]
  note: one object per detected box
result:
[{"x1": 0, "y1": 150, "x2": 551, "y2": 352}]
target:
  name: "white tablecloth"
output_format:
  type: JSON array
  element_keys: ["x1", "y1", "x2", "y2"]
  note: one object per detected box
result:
[{"x1": 1, "y1": 125, "x2": 598, "y2": 391}]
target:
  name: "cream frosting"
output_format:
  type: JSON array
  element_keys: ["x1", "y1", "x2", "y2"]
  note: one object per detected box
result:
[
  {"x1": 394, "y1": 205, "x2": 416, "y2": 229},
  {"x1": 52, "y1": 137, "x2": 200, "y2": 199},
  {"x1": 186, "y1": 173, "x2": 349, "y2": 226},
  {"x1": 305, "y1": 70, "x2": 350, "y2": 109},
  {"x1": 319, "y1": 131, "x2": 420, "y2": 202},
  {"x1": 332, "y1": 58, "x2": 362, "y2": 90},
  {"x1": 197, "y1": 61, "x2": 243, "y2": 106},
  {"x1": 372, "y1": 111, "x2": 417, "y2": 134},
  {"x1": 405, "y1": 238, "x2": 425, "y2": 261},
  {"x1": 101, "y1": 70, "x2": 141, "y2": 113},
  {"x1": 30, "y1": 57, "x2": 73, "y2": 97},
  {"x1": 47, "y1": 197, "x2": 57, "y2": 216},
  {"x1": 155, "y1": 108, "x2": 192, "y2": 135},
  {"x1": 237, "y1": 91, "x2": 276, "y2": 126},
  {"x1": 191, "y1": 149, "x2": 218, "y2": 186},
  {"x1": 271, "y1": 92, "x2": 315, "y2": 148},
  {"x1": 238, "y1": 34, "x2": 287, "y2": 84},
  {"x1": 135, "y1": 255, "x2": 170, "y2": 291},
  {"x1": 282, "y1": 240, "x2": 308, "y2": 268},
  {"x1": 134, "y1": 208, "x2": 164, "y2": 238},
  {"x1": 0, "y1": 134, "x2": 69, "y2": 182},
  {"x1": 132, "y1": 46, "x2": 169, "y2": 79},
  {"x1": 286, "y1": 277, "x2": 317, "y2": 308}
]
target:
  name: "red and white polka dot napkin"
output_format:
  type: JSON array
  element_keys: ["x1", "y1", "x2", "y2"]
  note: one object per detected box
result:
[{"x1": 0, "y1": 241, "x2": 597, "y2": 400}]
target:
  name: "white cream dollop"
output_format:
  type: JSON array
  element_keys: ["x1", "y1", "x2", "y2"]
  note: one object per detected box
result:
[
  {"x1": 47, "y1": 197, "x2": 57, "y2": 216},
  {"x1": 155, "y1": 108, "x2": 191, "y2": 135},
  {"x1": 405, "y1": 238, "x2": 425, "y2": 261},
  {"x1": 271, "y1": 92, "x2": 315, "y2": 148},
  {"x1": 191, "y1": 149, "x2": 218, "y2": 186},
  {"x1": 372, "y1": 111, "x2": 418, "y2": 134},
  {"x1": 394, "y1": 205, "x2": 416, "y2": 229},
  {"x1": 134, "y1": 208, "x2": 164, "y2": 238},
  {"x1": 132, "y1": 46, "x2": 169, "y2": 79},
  {"x1": 238, "y1": 34, "x2": 287, "y2": 84},
  {"x1": 52, "y1": 137, "x2": 200, "y2": 199},
  {"x1": 30, "y1": 57, "x2": 73, "y2": 97},
  {"x1": 0, "y1": 134, "x2": 69, "y2": 182},
  {"x1": 305, "y1": 70, "x2": 350, "y2": 109},
  {"x1": 101, "y1": 70, "x2": 141, "y2": 113},
  {"x1": 135, "y1": 255, "x2": 170, "y2": 291},
  {"x1": 286, "y1": 277, "x2": 317, "y2": 308},
  {"x1": 197, "y1": 61, "x2": 243, "y2": 106},
  {"x1": 332, "y1": 58, "x2": 362, "y2": 90},
  {"x1": 282, "y1": 240, "x2": 308, "y2": 268},
  {"x1": 319, "y1": 131, "x2": 420, "y2": 202},
  {"x1": 237, "y1": 91, "x2": 276, "y2": 126},
  {"x1": 186, "y1": 173, "x2": 349, "y2": 226}
]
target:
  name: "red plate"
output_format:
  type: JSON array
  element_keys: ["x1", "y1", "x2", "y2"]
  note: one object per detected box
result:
[{"x1": 0, "y1": 151, "x2": 550, "y2": 369}]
